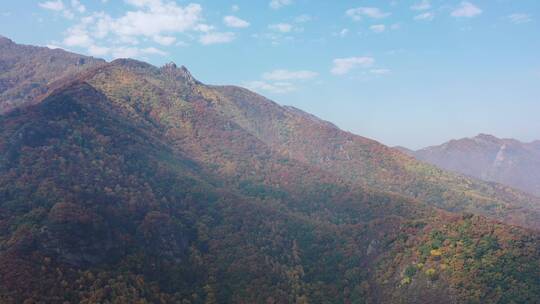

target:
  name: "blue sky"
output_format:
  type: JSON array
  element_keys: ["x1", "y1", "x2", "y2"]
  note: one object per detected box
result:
[{"x1": 1, "y1": 0, "x2": 539, "y2": 148}]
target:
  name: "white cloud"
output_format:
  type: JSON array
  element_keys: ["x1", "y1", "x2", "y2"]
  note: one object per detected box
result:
[
  {"x1": 81, "y1": 44, "x2": 166, "y2": 59},
  {"x1": 370, "y1": 69, "x2": 391, "y2": 75},
  {"x1": 262, "y1": 69, "x2": 318, "y2": 81},
  {"x1": 57, "y1": 0, "x2": 228, "y2": 58},
  {"x1": 411, "y1": 0, "x2": 431, "y2": 11},
  {"x1": 88, "y1": 45, "x2": 110, "y2": 56},
  {"x1": 331, "y1": 57, "x2": 375, "y2": 75},
  {"x1": 175, "y1": 41, "x2": 189, "y2": 47},
  {"x1": 141, "y1": 47, "x2": 167, "y2": 56},
  {"x1": 269, "y1": 0, "x2": 292, "y2": 10},
  {"x1": 107, "y1": 3, "x2": 204, "y2": 37},
  {"x1": 63, "y1": 31, "x2": 93, "y2": 47},
  {"x1": 46, "y1": 44, "x2": 64, "y2": 50},
  {"x1": 370, "y1": 24, "x2": 386, "y2": 33},
  {"x1": 294, "y1": 14, "x2": 312, "y2": 23},
  {"x1": 39, "y1": 0, "x2": 65, "y2": 11},
  {"x1": 224, "y1": 15, "x2": 250, "y2": 28},
  {"x1": 231, "y1": 5, "x2": 240, "y2": 12},
  {"x1": 337, "y1": 28, "x2": 349, "y2": 38},
  {"x1": 346, "y1": 7, "x2": 390, "y2": 21},
  {"x1": 110, "y1": 46, "x2": 167, "y2": 58},
  {"x1": 414, "y1": 12, "x2": 434, "y2": 21},
  {"x1": 199, "y1": 32, "x2": 235, "y2": 45},
  {"x1": 195, "y1": 24, "x2": 214, "y2": 33},
  {"x1": 451, "y1": 2, "x2": 482, "y2": 18},
  {"x1": 71, "y1": 0, "x2": 85, "y2": 13},
  {"x1": 508, "y1": 13, "x2": 532, "y2": 24},
  {"x1": 246, "y1": 68, "x2": 318, "y2": 94},
  {"x1": 39, "y1": 0, "x2": 87, "y2": 19},
  {"x1": 244, "y1": 81, "x2": 296, "y2": 94},
  {"x1": 111, "y1": 47, "x2": 140, "y2": 59},
  {"x1": 153, "y1": 35, "x2": 176, "y2": 45},
  {"x1": 269, "y1": 23, "x2": 293, "y2": 33}
]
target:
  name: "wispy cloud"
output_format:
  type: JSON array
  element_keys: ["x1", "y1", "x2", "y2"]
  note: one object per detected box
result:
[
  {"x1": 294, "y1": 14, "x2": 312, "y2": 23},
  {"x1": 335, "y1": 28, "x2": 349, "y2": 38},
  {"x1": 508, "y1": 13, "x2": 532, "y2": 24},
  {"x1": 246, "y1": 68, "x2": 318, "y2": 94},
  {"x1": 269, "y1": 0, "x2": 292, "y2": 10},
  {"x1": 153, "y1": 35, "x2": 176, "y2": 46},
  {"x1": 415, "y1": 12, "x2": 434, "y2": 21},
  {"x1": 199, "y1": 32, "x2": 235, "y2": 45},
  {"x1": 331, "y1": 57, "x2": 375, "y2": 75},
  {"x1": 71, "y1": 0, "x2": 85, "y2": 13},
  {"x1": 451, "y1": 2, "x2": 482, "y2": 18},
  {"x1": 411, "y1": 0, "x2": 431, "y2": 11},
  {"x1": 39, "y1": 0, "x2": 85, "y2": 19},
  {"x1": 269, "y1": 23, "x2": 293, "y2": 33},
  {"x1": 223, "y1": 15, "x2": 250, "y2": 28},
  {"x1": 244, "y1": 81, "x2": 296, "y2": 94},
  {"x1": 370, "y1": 69, "x2": 391, "y2": 75},
  {"x1": 39, "y1": 0, "x2": 65, "y2": 11},
  {"x1": 370, "y1": 24, "x2": 386, "y2": 33},
  {"x1": 263, "y1": 69, "x2": 318, "y2": 81},
  {"x1": 346, "y1": 7, "x2": 390, "y2": 21}
]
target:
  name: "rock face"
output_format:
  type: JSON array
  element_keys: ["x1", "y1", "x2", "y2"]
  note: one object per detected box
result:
[
  {"x1": 408, "y1": 134, "x2": 540, "y2": 197},
  {"x1": 160, "y1": 62, "x2": 200, "y2": 85}
]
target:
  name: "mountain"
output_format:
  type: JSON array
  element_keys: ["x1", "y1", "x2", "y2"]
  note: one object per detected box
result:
[
  {"x1": 0, "y1": 35, "x2": 105, "y2": 114},
  {"x1": 0, "y1": 37, "x2": 539, "y2": 303},
  {"x1": 208, "y1": 86, "x2": 540, "y2": 228},
  {"x1": 405, "y1": 134, "x2": 540, "y2": 197}
]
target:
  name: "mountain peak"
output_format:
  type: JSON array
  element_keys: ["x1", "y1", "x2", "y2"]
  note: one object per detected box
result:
[
  {"x1": 163, "y1": 61, "x2": 177, "y2": 69},
  {"x1": 471, "y1": 133, "x2": 502, "y2": 145},
  {"x1": 110, "y1": 58, "x2": 154, "y2": 70},
  {"x1": 474, "y1": 133, "x2": 499, "y2": 141},
  {"x1": 0, "y1": 35, "x2": 13, "y2": 45},
  {"x1": 160, "y1": 62, "x2": 199, "y2": 85}
]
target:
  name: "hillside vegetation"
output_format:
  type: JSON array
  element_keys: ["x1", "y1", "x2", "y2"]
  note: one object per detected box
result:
[{"x1": 0, "y1": 39, "x2": 538, "y2": 303}]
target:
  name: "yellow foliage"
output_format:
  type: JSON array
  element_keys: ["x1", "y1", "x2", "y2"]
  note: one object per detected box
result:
[
  {"x1": 425, "y1": 268, "x2": 438, "y2": 280},
  {"x1": 400, "y1": 277, "x2": 412, "y2": 285},
  {"x1": 430, "y1": 249, "x2": 442, "y2": 257}
]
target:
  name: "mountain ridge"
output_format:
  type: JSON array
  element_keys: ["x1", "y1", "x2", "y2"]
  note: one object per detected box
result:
[
  {"x1": 0, "y1": 37, "x2": 106, "y2": 113},
  {"x1": 3, "y1": 38, "x2": 540, "y2": 229},
  {"x1": 406, "y1": 134, "x2": 540, "y2": 197},
  {"x1": 0, "y1": 37, "x2": 539, "y2": 303}
]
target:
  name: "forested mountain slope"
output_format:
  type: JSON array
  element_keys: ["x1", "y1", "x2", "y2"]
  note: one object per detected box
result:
[
  {"x1": 0, "y1": 38, "x2": 539, "y2": 303},
  {"x1": 209, "y1": 86, "x2": 540, "y2": 229},
  {"x1": 405, "y1": 134, "x2": 540, "y2": 197},
  {"x1": 0, "y1": 35, "x2": 105, "y2": 114}
]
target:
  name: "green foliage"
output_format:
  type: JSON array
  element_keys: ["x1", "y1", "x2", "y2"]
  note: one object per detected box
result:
[{"x1": 404, "y1": 265, "x2": 417, "y2": 278}]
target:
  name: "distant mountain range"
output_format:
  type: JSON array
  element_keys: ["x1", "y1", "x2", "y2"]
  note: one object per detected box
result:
[
  {"x1": 399, "y1": 134, "x2": 540, "y2": 197},
  {"x1": 1, "y1": 36, "x2": 539, "y2": 303}
]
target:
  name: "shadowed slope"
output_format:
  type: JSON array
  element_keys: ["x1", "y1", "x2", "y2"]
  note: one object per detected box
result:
[{"x1": 0, "y1": 76, "x2": 436, "y2": 303}]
